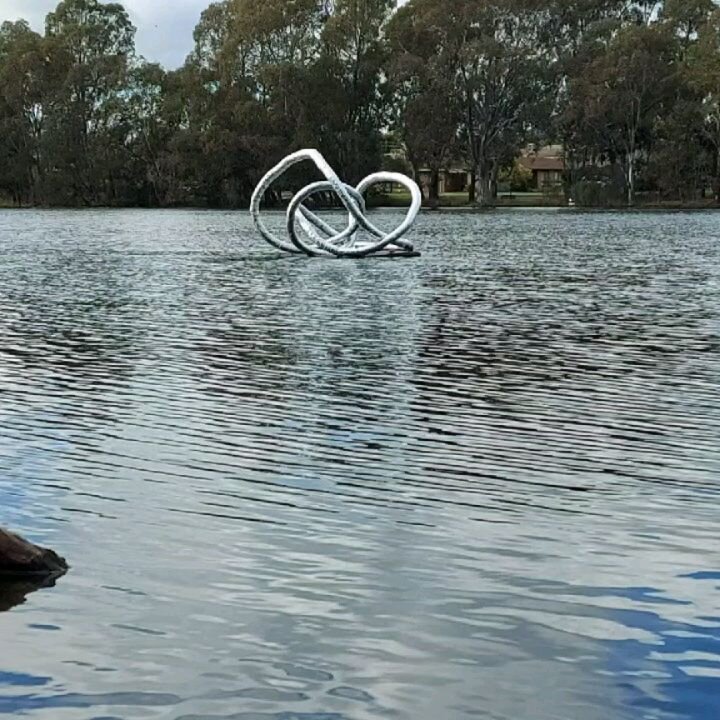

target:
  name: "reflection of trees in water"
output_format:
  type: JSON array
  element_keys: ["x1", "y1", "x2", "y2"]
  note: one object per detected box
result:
[
  {"x1": 397, "y1": 260, "x2": 720, "y2": 503},
  {"x1": 0, "y1": 251, "x2": 150, "y2": 506},
  {"x1": 0, "y1": 251, "x2": 149, "y2": 404},
  {"x1": 412, "y1": 262, "x2": 719, "y2": 406},
  {"x1": 186, "y1": 252, "x2": 720, "y2": 441}
]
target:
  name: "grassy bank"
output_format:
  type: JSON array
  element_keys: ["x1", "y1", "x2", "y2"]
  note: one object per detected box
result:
[
  {"x1": 370, "y1": 188, "x2": 720, "y2": 210},
  {"x1": 370, "y1": 189, "x2": 569, "y2": 209},
  {"x1": 2, "y1": 190, "x2": 717, "y2": 211}
]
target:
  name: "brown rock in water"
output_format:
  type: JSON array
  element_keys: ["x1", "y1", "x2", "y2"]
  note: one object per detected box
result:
[{"x1": 0, "y1": 527, "x2": 68, "y2": 578}]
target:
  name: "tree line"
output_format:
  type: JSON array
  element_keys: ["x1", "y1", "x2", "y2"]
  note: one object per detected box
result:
[{"x1": 0, "y1": 0, "x2": 719, "y2": 208}]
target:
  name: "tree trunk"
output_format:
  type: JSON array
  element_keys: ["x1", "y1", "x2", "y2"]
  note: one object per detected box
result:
[
  {"x1": 475, "y1": 161, "x2": 494, "y2": 207},
  {"x1": 0, "y1": 527, "x2": 68, "y2": 578},
  {"x1": 714, "y1": 149, "x2": 720, "y2": 205},
  {"x1": 626, "y1": 151, "x2": 636, "y2": 207},
  {"x1": 563, "y1": 140, "x2": 574, "y2": 202},
  {"x1": 411, "y1": 162, "x2": 421, "y2": 186},
  {"x1": 427, "y1": 169, "x2": 440, "y2": 208},
  {"x1": 468, "y1": 171, "x2": 476, "y2": 204}
]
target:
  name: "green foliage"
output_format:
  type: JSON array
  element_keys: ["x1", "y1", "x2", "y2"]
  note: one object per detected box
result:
[
  {"x1": 561, "y1": 23, "x2": 680, "y2": 205},
  {"x1": 570, "y1": 179, "x2": 624, "y2": 208},
  {"x1": 0, "y1": 0, "x2": 720, "y2": 207},
  {"x1": 386, "y1": 0, "x2": 461, "y2": 192},
  {"x1": 507, "y1": 163, "x2": 534, "y2": 193}
]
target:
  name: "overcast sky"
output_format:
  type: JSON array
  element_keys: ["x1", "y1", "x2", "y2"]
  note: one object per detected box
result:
[{"x1": 0, "y1": 0, "x2": 208, "y2": 68}]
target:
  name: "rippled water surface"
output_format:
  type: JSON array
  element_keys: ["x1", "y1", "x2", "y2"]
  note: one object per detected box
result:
[{"x1": 1, "y1": 208, "x2": 719, "y2": 720}]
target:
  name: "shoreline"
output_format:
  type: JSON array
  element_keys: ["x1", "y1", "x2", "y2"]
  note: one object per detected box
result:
[{"x1": 2, "y1": 202, "x2": 719, "y2": 212}]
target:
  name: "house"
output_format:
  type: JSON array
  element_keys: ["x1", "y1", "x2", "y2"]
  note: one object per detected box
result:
[
  {"x1": 416, "y1": 145, "x2": 566, "y2": 196},
  {"x1": 518, "y1": 145, "x2": 565, "y2": 190},
  {"x1": 417, "y1": 168, "x2": 472, "y2": 195}
]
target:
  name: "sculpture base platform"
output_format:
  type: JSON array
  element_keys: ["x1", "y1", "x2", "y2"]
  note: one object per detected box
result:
[{"x1": 345, "y1": 249, "x2": 422, "y2": 260}]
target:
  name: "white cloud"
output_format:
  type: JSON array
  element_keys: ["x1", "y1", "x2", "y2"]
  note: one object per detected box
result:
[{"x1": 0, "y1": 0, "x2": 207, "y2": 68}]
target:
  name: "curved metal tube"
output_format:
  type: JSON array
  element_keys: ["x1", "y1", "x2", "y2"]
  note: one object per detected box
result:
[{"x1": 250, "y1": 150, "x2": 422, "y2": 258}]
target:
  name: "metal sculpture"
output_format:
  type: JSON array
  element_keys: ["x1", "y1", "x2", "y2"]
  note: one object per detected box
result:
[{"x1": 250, "y1": 149, "x2": 422, "y2": 258}]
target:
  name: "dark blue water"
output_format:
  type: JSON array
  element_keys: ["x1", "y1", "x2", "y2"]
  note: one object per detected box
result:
[{"x1": 1, "y1": 208, "x2": 719, "y2": 720}]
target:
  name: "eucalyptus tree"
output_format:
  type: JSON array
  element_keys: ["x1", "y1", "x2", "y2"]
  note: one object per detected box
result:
[
  {"x1": 183, "y1": 0, "x2": 329, "y2": 205},
  {"x1": 0, "y1": 21, "x2": 49, "y2": 204},
  {"x1": 3, "y1": 0, "x2": 720, "y2": 209},
  {"x1": 386, "y1": 0, "x2": 461, "y2": 204},
  {"x1": 564, "y1": 22, "x2": 678, "y2": 205},
  {"x1": 122, "y1": 62, "x2": 175, "y2": 205},
  {"x1": 688, "y1": 8, "x2": 720, "y2": 202},
  {"x1": 455, "y1": 0, "x2": 556, "y2": 205},
  {"x1": 642, "y1": 0, "x2": 716, "y2": 200},
  {"x1": 44, "y1": 0, "x2": 136, "y2": 204},
  {"x1": 662, "y1": 0, "x2": 717, "y2": 47},
  {"x1": 318, "y1": 0, "x2": 395, "y2": 183},
  {"x1": 388, "y1": 0, "x2": 555, "y2": 206},
  {"x1": 625, "y1": 0, "x2": 663, "y2": 24},
  {"x1": 542, "y1": 1, "x2": 627, "y2": 197}
]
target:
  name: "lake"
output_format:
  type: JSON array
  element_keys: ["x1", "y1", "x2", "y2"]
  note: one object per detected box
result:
[{"x1": 1, "y1": 208, "x2": 719, "y2": 720}]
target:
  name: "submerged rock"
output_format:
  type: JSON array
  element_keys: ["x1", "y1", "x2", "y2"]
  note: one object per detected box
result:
[{"x1": 0, "y1": 527, "x2": 68, "y2": 579}]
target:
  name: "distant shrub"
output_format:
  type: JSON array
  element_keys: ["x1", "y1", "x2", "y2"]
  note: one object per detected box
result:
[
  {"x1": 570, "y1": 180, "x2": 624, "y2": 207},
  {"x1": 509, "y1": 162, "x2": 534, "y2": 192},
  {"x1": 500, "y1": 161, "x2": 534, "y2": 193}
]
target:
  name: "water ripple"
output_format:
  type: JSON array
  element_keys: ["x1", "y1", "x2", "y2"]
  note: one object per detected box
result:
[{"x1": 1, "y1": 209, "x2": 719, "y2": 720}]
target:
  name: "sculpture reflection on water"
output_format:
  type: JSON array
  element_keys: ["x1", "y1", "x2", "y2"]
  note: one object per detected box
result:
[{"x1": 250, "y1": 149, "x2": 422, "y2": 258}]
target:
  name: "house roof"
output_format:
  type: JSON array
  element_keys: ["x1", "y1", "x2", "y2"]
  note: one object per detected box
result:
[
  {"x1": 519, "y1": 151, "x2": 565, "y2": 172},
  {"x1": 418, "y1": 144, "x2": 566, "y2": 174}
]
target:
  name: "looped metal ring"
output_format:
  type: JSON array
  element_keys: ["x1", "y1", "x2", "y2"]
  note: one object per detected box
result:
[{"x1": 250, "y1": 149, "x2": 422, "y2": 258}]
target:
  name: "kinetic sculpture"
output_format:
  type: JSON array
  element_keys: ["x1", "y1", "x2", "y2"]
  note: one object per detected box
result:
[{"x1": 250, "y1": 149, "x2": 422, "y2": 258}]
